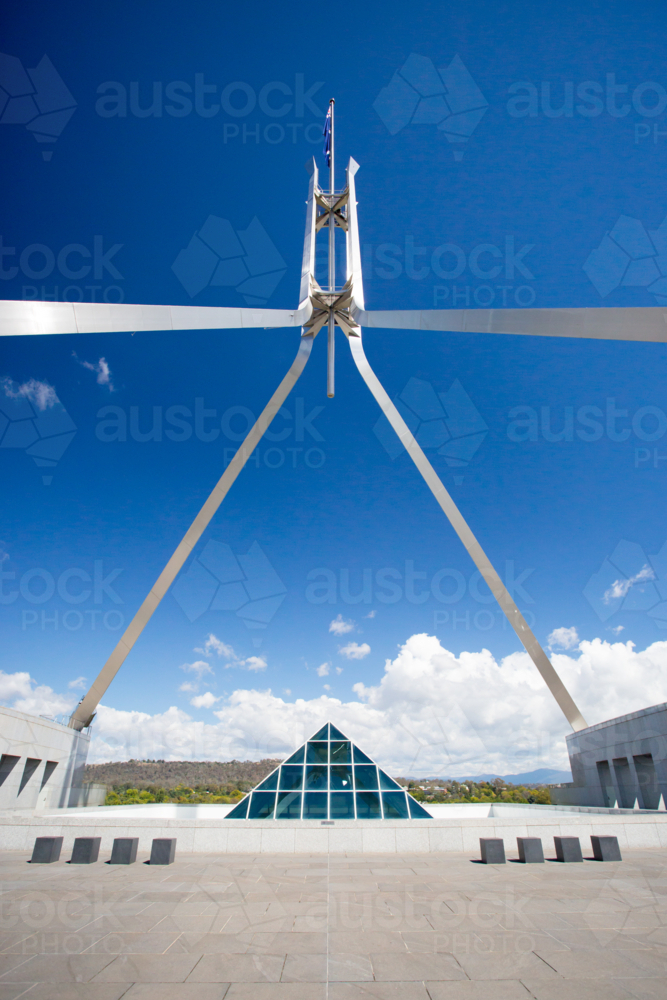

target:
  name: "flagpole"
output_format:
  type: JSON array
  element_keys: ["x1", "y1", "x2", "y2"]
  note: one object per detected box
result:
[{"x1": 327, "y1": 98, "x2": 335, "y2": 398}]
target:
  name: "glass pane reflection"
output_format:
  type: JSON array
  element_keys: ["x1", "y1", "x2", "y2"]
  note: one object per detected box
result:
[
  {"x1": 279, "y1": 766, "x2": 303, "y2": 790},
  {"x1": 330, "y1": 765, "x2": 353, "y2": 790},
  {"x1": 355, "y1": 791, "x2": 381, "y2": 819},
  {"x1": 354, "y1": 765, "x2": 378, "y2": 790},
  {"x1": 303, "y1": 792, "x2": 328, "y2": 819},
  {"x1": 330, "y1": 792, "x2": 355, "y2": 819},
  {"x1": 276, "y1": 791, "x2": 302, "y2": 819},
  {"x1": 306, "y1": 742, "x2": 329, "y2": 764},
  {"x1": 248, "y1": 792, "x2": 276, "y2": 819},
  {"x1": 382, "y1": 791, "x2": 409, "y2": 819},
  {"x1": 305, "y1": 765, "x2": 328, "y2": 790},
  {"x1": 330, "y1": 741, "x2": 351, "y2": 764}
]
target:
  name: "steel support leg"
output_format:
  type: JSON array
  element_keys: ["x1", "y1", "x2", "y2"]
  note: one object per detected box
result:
[
  {"x1": 69, "y1": 336, "x2": 314, "y2": 730},
  {"x1": 347, "y1": 332, "x2": 588, "y2": 732}
]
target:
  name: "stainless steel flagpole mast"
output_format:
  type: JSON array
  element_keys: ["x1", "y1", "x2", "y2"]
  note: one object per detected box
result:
[{"x1": 327, "y1": 98, "x2": 335, "y2": 398}]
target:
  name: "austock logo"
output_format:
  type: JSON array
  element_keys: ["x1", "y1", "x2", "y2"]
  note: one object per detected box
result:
[
  {"x1": 0, "y1": 52, "x2": 76, "y2": 160},
  {"x1": 373, "y1": 53, "x2": 489, "y2": 160},
  {"x1": 171, "y1": 215, "x2": 287, "y2": 304},
  {"x1": 172, "y1": 540, "x2": 287, "y2": 630},
  {"x1": 584, "y1": 212, "x2": 667, "y2": 303},
  {"x1": 373, "y1": 377, "x2": 488, "y2": 483},
  {"x1": 0, "y1": 380, "x2": 76, "y2": 485},
  {"x1": 584, "y1": 539, "x2": 667, "y2": 629}
]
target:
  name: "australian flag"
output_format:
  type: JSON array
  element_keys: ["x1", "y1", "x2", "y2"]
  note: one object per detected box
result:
[{"x1": 323, "y1": 105, "x2": 331, "y2": 167}]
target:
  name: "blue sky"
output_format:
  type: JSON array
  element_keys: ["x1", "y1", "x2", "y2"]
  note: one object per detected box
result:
[{"x1": 2, "y1": 0, "x2": 667, "y2": 772}]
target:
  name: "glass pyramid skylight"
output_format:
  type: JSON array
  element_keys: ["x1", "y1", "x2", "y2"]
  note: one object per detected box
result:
[{"x1": 226, "y1": 722, "x2": 431, "y2": 820}]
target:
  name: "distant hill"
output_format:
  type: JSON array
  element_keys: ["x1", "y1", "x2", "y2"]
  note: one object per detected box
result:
[
  {"x1": 464, "y1": 768, "x2": 572, "y2": 785},
  {"x1": 83, "y1": 758, "x2": 281, "y2": 790},
  {"x1": 84, "y1": 759, "x2": 572, "y2": 792},
  {"x1": 396, "y1": 768, "x2": 572, "y2": 787}
]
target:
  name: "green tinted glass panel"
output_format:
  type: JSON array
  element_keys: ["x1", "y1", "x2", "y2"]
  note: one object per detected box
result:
[
  {"x1": 353, "y1": 745, "x2": 373, "y2": 764},
  {"x1": 354, "y1": 765, "x2": 378, "y2": 790},
  {"x1": 276, "y1": 791, "x2": 302, "y2": 819},
  {"x1": 329, "y1": 724, "x2": 347, "y2": 740},
  {"x1": 256, "y1": 770, "x2": 278, "y2": 790},
  {"x1": 382, "y1": 791, "x2": 409, "y2": 819},
  {"x1": 305, "y1": 765, "x2": 328, "y2": 790},
  {"x1": 226, "y1": 796, "x2": 249, "y2": 819},
  {"x1": 330, "y1": 792, "x2": 355, "y2": 818},
  {"x1": 330, "y1": 765, "x2": 353, "y2": 790},
  {"x1": 303, "y1": 792, "x2": 328, "y2": 819},
  {"x1": 306, "y1": 742, "x2": 329, "y2": 763},
  {"x1": 283, "y1": 746, "x2": 305, "y2": 765},
  {"x1": 408, "y1": 795, "x2": 432, "y2": 819},
  {"x1": 279, "y1": 766, "x2": 303, "y2": 790},
  {"x1": 330, "y1": 741, "x2": 351, "y2": 764},
  {"x1": 378, "y1": 770, "x2": 401, "y2": 790},
  {"x1": 356, "y1": 791, "x2": 381, "y2": 818},
  {"x1": 311, "y1": 724, "x2": 329, "y2": 740},
  {"x1": 248, "y1": 792, "x2": 275, "y2": 819}
]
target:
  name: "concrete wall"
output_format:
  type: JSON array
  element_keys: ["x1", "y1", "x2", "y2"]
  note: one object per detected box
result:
[
  {"x1": 72, "y1": 782, "x2": 108, "y2": 807},
  {"x1": 0, "y1": 802, "x2": 666, "y2": 854},
  {"x1": 554, "y1": 703, "x2": 667, "y2": 808},
  {"x1": 0, "y1": 706, "x2": 90, "y2": 810}
]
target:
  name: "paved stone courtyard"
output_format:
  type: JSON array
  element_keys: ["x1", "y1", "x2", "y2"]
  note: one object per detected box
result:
[{"x1": 0, "y1": 847, "x2": 664, "y2": 999}]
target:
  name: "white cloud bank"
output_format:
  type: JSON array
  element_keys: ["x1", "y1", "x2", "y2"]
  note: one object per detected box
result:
[{"x1": 3, "y1": 634, "x2": 667, "y2": 776}]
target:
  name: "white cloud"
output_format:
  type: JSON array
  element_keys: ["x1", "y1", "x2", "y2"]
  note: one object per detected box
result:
[
  {"x1": 81, "y1": 633, "x2": 667, "y2": 771},
  {"x1": 329, "y1": 614, "x2": 355, "y2": 636},
  {"x1": 0, "y1": 669, "x2": 74, "y2": 718},
  {"x1": 365, "y1": 610, "x2": 377, "y2": 619},
  {"x1": 548, "y1": 627, "x2": 580, "y2": 651},
  {"x1": 1, "y1": 377, "x2": 58, "y2": 411},
  {"x1": 190, "y1": 692, "x2": 220, "y2": 710},
  {"x1": 316, "y1": 663, "x2": 330, "y2": 677},
  {"x1": 283, "y1": 689, "x2": 291, "y2": 696},
  {"x1": 5, "y1": 632, "x2": 666, "y2": 779},
  {"x1": 195, "y1": 634, "x2": 235, "y2": 660},
  {"x1": 323, "y1": 684, "x2": 331, "y2": 691},
  {"x1": 68, "y1": 676, "x2": 87, "y2": 691},
  {"x1": 336, "y1": 666, "x2": 343, "y2": 675},
  {"x1": 178, "y1": 682, "x2": 197, "y2": 693},
  {"x1": 73, "y1": 635, "x2": 667, "y2": 776},
  {"x1": 604, "y1": 565, "x2": 654, "y2": 603},
  {"x1": 73, "y1": 353, "x2": 114, "y2": 390},
  {"x1": 609, "y1": 625, "x2": 625, "y2": 635},
  {"x1": 241, "y1": 656, "x2": 267, "y2": 673},
  {"x1": 339, "y1": 642, "x2": 371, "y2": 660},
  {"x1": 179, "y1": 660, "x2": 214, "y2": 681},
  {"x1": 191, "y1": 635, "x2": 262, "y2": 672},
  {"x1": 0, "y1": 542, "x2": 9, "y2": 564}
]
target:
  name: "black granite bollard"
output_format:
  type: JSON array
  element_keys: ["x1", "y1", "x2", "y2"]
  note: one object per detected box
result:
[
  {"x1": 517, "y1": 837, "x2": 544, "y2": 863},
  {"x1": 110, "y1": 837, "x2": 138, "y2": 865},
  {"x1": 150, "y1": 838, "x2": 176, "y2": 865},
  {"x1": 591, "y1": 835, "x2": 622, "y2": 861},
  {"x1": 554, "y1": 836, "x2": 583, "y2": 862},
  {"x1": 71, "y1": 837, "x2": 101, "y2": 864},
  {"x1": 480, "y1": 838, "x2": 506, "y2": 864},
  {"x1": 30, "y1": 836, "x2": 63, "y2": 864}
]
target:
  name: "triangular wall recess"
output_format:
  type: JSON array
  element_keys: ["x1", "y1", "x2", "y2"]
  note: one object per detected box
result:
[{"x1": 226, "y1": 721, "x2": 432, "y2": 820}]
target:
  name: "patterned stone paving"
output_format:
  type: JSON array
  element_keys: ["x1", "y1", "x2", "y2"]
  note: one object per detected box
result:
[{"x1": 0, "y1": 847, "x2": 664, "y2": 998}]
